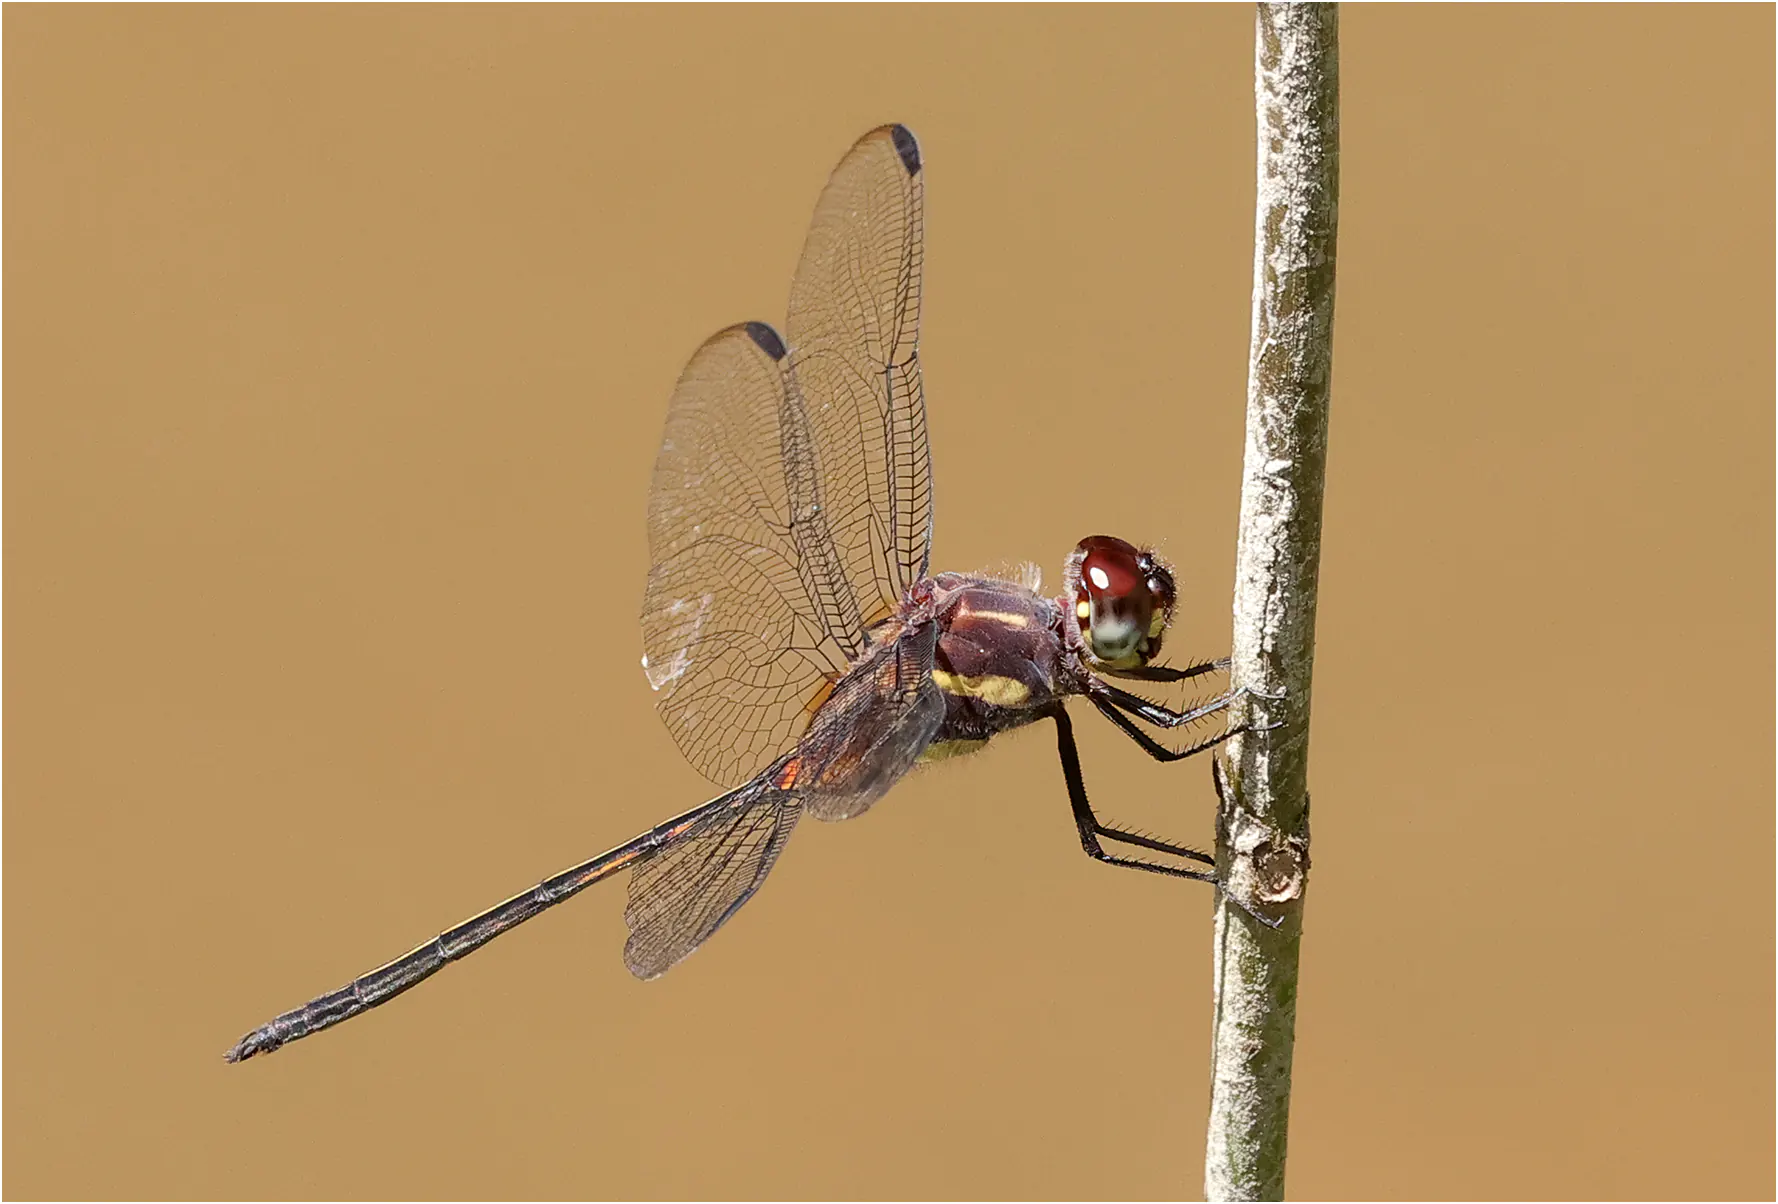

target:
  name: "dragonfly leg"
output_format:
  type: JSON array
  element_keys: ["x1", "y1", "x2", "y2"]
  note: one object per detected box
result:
[
  {"x1": 1091, "y1": 674, "x2": 1289, "y2": 732},
  {"x1": 1135, "y1": 664, "x2": 1290, "y2": 710},
  {"x1": 1092, "y1": 679, "x2": 1247, "y2": 730},
  {"x1": 1106, "y1": 656, "x2": 1230, "y2": 684},
  {"x1": 1089, "y1": 693, "x2": 1258, "y2": 763},
  {"x1": 1050, "y1": 707, "x2": 1216, "y2": 875}
]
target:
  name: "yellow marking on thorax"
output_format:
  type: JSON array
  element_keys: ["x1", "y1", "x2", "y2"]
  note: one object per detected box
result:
[
  {"x1": 918, "y1": 737, "x2": 989, "y2": 764},
  {"x1": 960, "y1": 607, "x2": 1033, "y2": 629},
  {"x1": 931, "y1": 669, "x2": 1031, "y2": 707}
]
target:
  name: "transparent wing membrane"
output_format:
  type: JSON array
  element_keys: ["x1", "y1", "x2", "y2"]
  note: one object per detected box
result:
[
  {"x1": 786, "y1": 124, "x2": 931, "y2": 622},
  {"x1": 642, "y1": 324, "x2": 853, "y2": 787},
  {"x1": 622, "y1": 782, "x2": 802, "y2": 980},
  {"x1": 795, "y1": 620, "x2": 944, "y2": 823},
  {"x1": 642, "y1": 125, "x2": 930, "y2": 787},
  {"x1": 621, "y1": 623, "x2": 942, "y2": 978}
]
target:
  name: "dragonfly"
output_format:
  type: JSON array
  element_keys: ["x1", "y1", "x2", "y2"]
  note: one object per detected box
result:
[{"x1": 226, "y1": 124, "x2": 1270, "y2": 1064}]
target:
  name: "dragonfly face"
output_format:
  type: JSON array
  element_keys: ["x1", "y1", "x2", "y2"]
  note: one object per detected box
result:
[
  {"x1": 224, "y1": 125, "x2": 1266, "y2": 1064},
  {"x1": 1064, "y1": 535, "x2": 1179, "y2": 671}
]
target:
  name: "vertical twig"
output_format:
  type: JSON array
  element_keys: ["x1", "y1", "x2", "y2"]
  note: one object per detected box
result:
[{"x1": 1203, "y1": 4, "x2": 1339, "y2": 1201}]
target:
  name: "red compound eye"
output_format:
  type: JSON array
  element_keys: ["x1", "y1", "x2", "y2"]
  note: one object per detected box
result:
[
  {"x1": 1076, "y1": 536, "x2": 1146, "y2": 607},
  {"x1": 1071, "y1": 535, "x2": 1172, "y2": 666}
]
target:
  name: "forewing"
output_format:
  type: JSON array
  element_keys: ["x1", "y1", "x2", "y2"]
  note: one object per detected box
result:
[
  {"x1": 642, "y1": 126, "x2": 933, "y2": 788},
  {"x1": 622, "y1": 781, "x2": 802, "y2": 980},
  {"x1": 642, "y1": 323, "x2": 855, "y2": 787},
  {"x1": 786, "y1": 124, "x2": 932, "y2": 631}
]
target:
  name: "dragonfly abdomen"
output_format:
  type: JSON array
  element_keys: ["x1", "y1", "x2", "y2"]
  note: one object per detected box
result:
[{"x1": 224, "y1": 795, "x2": 731, "y2": 1062}]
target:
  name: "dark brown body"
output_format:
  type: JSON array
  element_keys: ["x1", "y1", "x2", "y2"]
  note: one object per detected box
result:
[
  {"x1": 919, "y1": 572, "x2": 1074, "y2": 762},
  {"x1": 771, "y1": 569, "x2": 1080, "y2": 809}
]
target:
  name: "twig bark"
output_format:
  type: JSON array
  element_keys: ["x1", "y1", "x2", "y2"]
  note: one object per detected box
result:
[{"x1": 1203, "y1": 5, "x2": 1339, "y2": 1201}]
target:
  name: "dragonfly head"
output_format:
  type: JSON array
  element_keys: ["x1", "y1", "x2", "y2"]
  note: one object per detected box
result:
[{"x1": 1064, "y1": 535, "x2": 1177, "y2": 670}]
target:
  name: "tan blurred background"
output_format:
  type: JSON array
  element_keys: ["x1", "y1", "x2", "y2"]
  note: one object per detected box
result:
[{"x1": 6, "y1": 5, "x2": 1771, "y2": 1199}]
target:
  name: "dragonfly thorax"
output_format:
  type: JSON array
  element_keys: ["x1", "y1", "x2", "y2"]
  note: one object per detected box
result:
[{"x1": 907, "y1": 574, "x2": 1071, "y2": 761}]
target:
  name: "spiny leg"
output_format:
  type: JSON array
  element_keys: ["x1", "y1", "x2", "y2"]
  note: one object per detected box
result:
[
  {"x1": 1103, "y1": 656, "x2": 1230, "y2": 684},
  {"x1": 1092, "y1": 669, "x2": 1289, "y2": 731},
  {"x1": 1089, "y1": 692, "x2": 1256, "y2": 764},
  {"x1": 1098, "y1": 824, "x2": 1217, "y2": 864},
  {"x1": 1093, "y1": 679, "x2": 1250, "y2": 731},
  {"x1": 1050, "y1": 706, "x2": 1216, "y2": 875}
]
